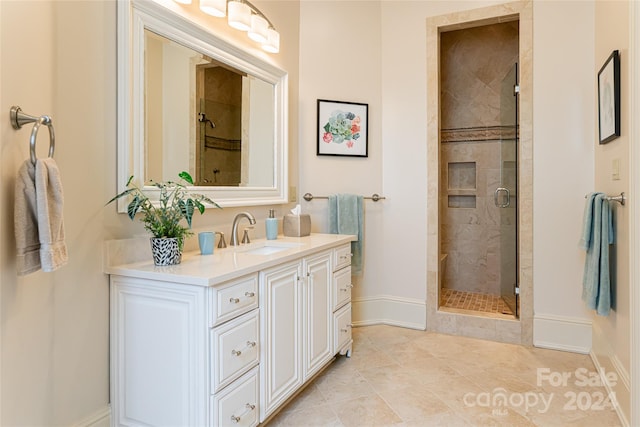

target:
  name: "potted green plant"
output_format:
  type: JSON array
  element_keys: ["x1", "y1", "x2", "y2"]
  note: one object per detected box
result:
[{"x1": 107, "y1": 171, "x2": 220, "y2": 266}]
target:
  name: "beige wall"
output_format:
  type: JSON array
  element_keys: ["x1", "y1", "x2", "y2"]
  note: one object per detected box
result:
[
  {"x1": 593, "y1": 0, "x2": 631, "y2": 423},
  {"x1": 0, "y1": 0, "x2": 299, "y2": 424}
]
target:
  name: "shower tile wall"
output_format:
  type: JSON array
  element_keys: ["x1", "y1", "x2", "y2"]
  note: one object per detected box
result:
[{"x1": 439, "y1": 22, "x2": 518, "y2": 296}]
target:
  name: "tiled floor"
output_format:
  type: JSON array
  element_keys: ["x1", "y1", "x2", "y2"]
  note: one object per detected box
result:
[
  {"x1": 267, "y1": 325, "x2": 622, "y2": 427},
  {"x1": 441, "y1": 289, "x2": 514, "y2": 316}
]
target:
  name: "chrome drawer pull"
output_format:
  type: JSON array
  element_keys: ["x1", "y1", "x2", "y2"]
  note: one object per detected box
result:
[
  {"x1": 340, "y1": 284, "x2": 354, "y2": 292},
  {"x1": 244, "y1": 291, "x2": 255, "y2": 298},
  {"x1": 230, "y1": 403, "x2": 256, "y2": 423},
  {"x1": 229, "y1": 297, "x2": 240, "y2": 304},
  {"x1": 231, "y1": 340, "x2": 257, "y2": 357}
]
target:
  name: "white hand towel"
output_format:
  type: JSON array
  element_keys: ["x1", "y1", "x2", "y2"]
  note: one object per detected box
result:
[
  {"x1": 35, "y1": 158, "x2": 68, "y2": 272},
  {"x1": 15, "y1": 160, "x2": 41, "y2": 275}
]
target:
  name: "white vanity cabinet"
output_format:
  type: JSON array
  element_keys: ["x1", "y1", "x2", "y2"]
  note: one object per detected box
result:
[
  {"x1": 332, "y1": 244, "x2": 353, "y2": 356},
  {"x1": 110, "y1": 274, "x2": 260, "y2": 427},
  {"x1": 259, "y1": 250, "x2": 334, "y2": 421},
  {"x1": 107, "y1": 234, "x2": 355, "y2": 427}
]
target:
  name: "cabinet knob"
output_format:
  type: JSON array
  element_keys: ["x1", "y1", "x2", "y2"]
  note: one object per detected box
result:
[
  {"x1": 231, "y1": 340, "x2": 257, "y2": 357},
  {"x1": 229, "y1": 297, "x2": 240, "y2": 304},
  {"x1": 244, "y1": 291, "x2": 255, "y2": 298},
  {"x1": 341, "y1": 324, "x2": 353, "y2": 333},
  {"x1": 230, "y1": 403, "x2": 256, "y2": 423}
]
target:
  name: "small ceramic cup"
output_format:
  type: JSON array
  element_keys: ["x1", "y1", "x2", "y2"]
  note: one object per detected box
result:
[{"x1": 198, "y1": 232, "x2": 215, "y2": 255}]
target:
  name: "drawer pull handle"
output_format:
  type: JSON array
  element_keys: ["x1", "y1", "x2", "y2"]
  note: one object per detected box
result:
[
  {"x1": 229, "y1": 297, "x2": 240, "y2": 304},
  {"x1": 340, "y1": 284, "x2": 353, "y2": 292},
  {"x1": 244, "y1": 291, "x2": 255, "y2": 298},
  {"x1": 230, "y1": 403, "x2": 256, "y2": 423},
  {"x1": 231, "y1": 340, "x2": 257, "y2": 356},
  {"x1": 341, "y1": 324, "x2": 353, "y2": 333}
]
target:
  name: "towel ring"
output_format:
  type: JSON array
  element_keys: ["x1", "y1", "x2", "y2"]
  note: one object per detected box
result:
[
  {"x1": 29, "y1": 116, "x2": 55, "y2": 165},
  {"x1": 10, "y1": 106, "x2": 55, "y2": 165}
]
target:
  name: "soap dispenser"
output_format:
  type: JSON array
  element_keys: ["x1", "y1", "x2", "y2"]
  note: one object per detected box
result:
[{"x1": 265, "y1": 209, "x2": 278, "y2": 240}]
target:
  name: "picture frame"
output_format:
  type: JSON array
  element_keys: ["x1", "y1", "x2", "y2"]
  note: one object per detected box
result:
[
  {"x1": 317, "y1": 99, "x2": 368, "y2": 157},
  {"x1": 598, "y1": 50, "x2": 620, "y2": 144}
]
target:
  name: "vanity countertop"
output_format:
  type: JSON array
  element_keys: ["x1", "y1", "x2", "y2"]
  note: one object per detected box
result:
[{"x1": 105, "y1": 233, "x2": 356, "y2": 287}]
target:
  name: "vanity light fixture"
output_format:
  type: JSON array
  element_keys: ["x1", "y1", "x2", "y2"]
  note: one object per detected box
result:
[
  {"x1": 247, "y1": 13, "x2": 268, "y2": 43},
  {"x1": 199, "y1": 0, "x2": 226, "y2": 17},
  {"x1": 227, "y1": 0, "x2": 252, "y2": 31},
  {"x1": 179, "y1": 0, "x2": 280, "y2": 54}
]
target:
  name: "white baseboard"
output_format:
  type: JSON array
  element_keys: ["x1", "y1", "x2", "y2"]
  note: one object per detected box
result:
[
  {"x1": 533, "y1": 313, "x2": 592, "y2": 353},
  {"x1": 73, "y1": 405, "x2": 110, "y2": 427},
  {"x1": 352, "y1": 295, "x2": 426, "y2": 330},
  {"x1": 591, "y1": 321, "x2": 631, "y2": 426}
]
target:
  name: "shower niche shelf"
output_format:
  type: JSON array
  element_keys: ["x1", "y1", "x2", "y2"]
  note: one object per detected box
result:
[
  {"x1": 447, "y1": 161, "x2": 477, "y2": 190},
  {"x1": 448, "y1": 195, "x2": 476, "y2": 209}
]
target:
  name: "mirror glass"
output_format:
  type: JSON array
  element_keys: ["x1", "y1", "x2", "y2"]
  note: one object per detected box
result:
[
  {"x1": 117, "y1": 0, "x2": 288, "y2": 209},
  {"x1": 145, "y1": 30, "x2": 275, "y2": 187}
]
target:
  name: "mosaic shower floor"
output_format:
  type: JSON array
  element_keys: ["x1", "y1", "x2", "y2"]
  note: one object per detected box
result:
[{"x1": 440, "y1": 288, "x2": 514, "y2": 316}]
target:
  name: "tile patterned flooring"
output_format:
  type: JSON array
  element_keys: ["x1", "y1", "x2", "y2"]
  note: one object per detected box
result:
[
  {"x1": 441, "y1": 289, "x2": 514, "y2": 316},
  {"x1": 266, "y1": 325, "x2": 622, "y2": 427}
]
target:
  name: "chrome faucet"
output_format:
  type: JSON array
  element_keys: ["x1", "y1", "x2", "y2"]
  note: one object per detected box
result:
[{"x1": 230, "y1": 212, "x2": 257, "y2": 246}]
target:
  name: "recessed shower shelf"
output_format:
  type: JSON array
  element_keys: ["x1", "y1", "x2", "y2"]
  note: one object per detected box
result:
[
  {"x1": 448, "y1": 195, "x2": 476, "y2": 208},
  {"x1": 446, "y1": 189, "x2": 476, "y2": 196}
]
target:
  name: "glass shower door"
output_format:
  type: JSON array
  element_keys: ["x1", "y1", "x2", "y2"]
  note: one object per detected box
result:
[{"x1": 498, "y1": 63, "x2": 519, "y2": 317}]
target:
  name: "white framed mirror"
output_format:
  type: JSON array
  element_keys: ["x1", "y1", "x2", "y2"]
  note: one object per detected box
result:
[{"x1": 117, "y1": 0, "x2": 288, "y2": 211}]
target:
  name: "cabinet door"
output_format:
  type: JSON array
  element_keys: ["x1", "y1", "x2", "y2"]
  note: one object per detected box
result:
[
  {"x1": 259, "y1": 261, "x2": 302, "y2": 421},
  {"x1": 303, "y1": 251, "x2": 333, "y2": 381},
  {"x1": 110, "y1": 277, "x2": 207, "y2": 427}
]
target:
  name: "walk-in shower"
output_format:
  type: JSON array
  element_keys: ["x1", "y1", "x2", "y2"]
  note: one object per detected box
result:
[{"x1": 438, "y1": 21, "x2": 520, "y2": 319}]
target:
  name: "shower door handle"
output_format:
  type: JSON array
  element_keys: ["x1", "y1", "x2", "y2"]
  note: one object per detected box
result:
[{"x1": 494, "y1": 187, "x2": 510, "y2": 208}]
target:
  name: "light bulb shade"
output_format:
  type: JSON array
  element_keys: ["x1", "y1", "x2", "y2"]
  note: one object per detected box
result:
[
  {"x1": 262, "y1": 28, "x2": 280, "y2": 53},
  {"x1": 247, "y1": 14, "x2": 268, "y2": 43},
  {"x1": 200, "y1": 0, "x2": 226, "y2": 17},
  {"x1": 228, "y1": 1, "x2": 251, "y2": 31}
]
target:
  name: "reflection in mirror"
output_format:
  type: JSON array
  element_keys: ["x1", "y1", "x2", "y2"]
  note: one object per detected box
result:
[
  {"x1": 117, "y1": 0, "x2": 288, "y2": 210},
  {"x1": 144, "y1": 29, "x2": 275, "y2": 187}
]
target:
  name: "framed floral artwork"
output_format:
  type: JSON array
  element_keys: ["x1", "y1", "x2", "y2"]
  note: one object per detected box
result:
[
  {"x1": 317, "y1": 99, "x2": 368, "y2": 157},
  {"x1": 598, "y1": 50, "x2": 620, "y2": 144}
]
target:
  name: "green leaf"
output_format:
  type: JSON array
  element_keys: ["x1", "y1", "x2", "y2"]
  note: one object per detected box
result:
[
  {"x1": 179, "y1": 171, "x2": 194, "y2": 185},
  {"x1": 194, "y1": 200, "x2": 205, "y2": 215},
  {"x1": 127, "y1": 195, "x2": 143, "y2": 220},
  {"x1": 106, "y1": 187, "x2": 136, "y2": 205},
  {"x1": 126, "y1": 175, "x2": 135, "y2": 186}
]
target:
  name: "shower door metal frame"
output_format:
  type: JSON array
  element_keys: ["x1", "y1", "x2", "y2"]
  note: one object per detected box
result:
[{"x1": 498, "y1": 62, "x2": 519, "y2": 318}]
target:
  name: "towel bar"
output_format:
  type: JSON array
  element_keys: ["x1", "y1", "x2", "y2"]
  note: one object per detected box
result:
[
  {"x1": 303, "y1": 192, "x2": 385, "y2": 202},
  {"x1": 10, "y1": 106, "x2": 55, "y2": 165},
  {"x1": 585, "y1": 192, "x2": 625, "y2": 206}
]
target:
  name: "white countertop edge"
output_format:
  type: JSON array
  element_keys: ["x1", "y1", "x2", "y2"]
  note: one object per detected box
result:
[{"x1": 105, "y1": 233, "x2": 356, "y2": 286}]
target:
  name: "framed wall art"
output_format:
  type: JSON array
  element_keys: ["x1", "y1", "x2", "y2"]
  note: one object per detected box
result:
[
  {"x1": 598, "y1": 50, "x2": 620, "y2": 144},
  {"x1": 317, "y1": 99, "x2": 368, "y2": 157}
]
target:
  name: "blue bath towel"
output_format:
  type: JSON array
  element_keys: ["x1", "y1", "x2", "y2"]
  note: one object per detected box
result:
[
  {"x1": 328, "y1": 194, "x2": 363, "y2": 275},
  {"x1": 580, "y1": 193, "x2": 614, "y2": 316}
]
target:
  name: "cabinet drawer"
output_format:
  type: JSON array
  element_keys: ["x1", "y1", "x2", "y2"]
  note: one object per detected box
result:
[
  {"x1": 211, "y1": 367, "x2": 259, "y2": 427},
  {"x1": 333, "y1": 303, "x2": 352, "y2": 354},
  {"x1": 209, "y1": 274, "x2": 258, "y2": 326},
  {"x1": 333, "y1": 245, "x2": 352, "y2": 271},
  {"x1": 211, "y1": 309, "x2": 259, "y2": 393},
  {"x1": 332, "y1": 267, "x2": 352, "y2": 311}
]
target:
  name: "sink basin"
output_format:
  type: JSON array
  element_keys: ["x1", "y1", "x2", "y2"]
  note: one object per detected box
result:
[{"x1": 237, "y1": 241, "x2": 303, "y2": 256}]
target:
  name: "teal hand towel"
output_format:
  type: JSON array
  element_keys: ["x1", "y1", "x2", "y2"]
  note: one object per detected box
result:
[
  {"x1": 328, "y1": 194, "x2": 363, "y2": 274},
  {"x1": 580, "y1": 193, "x2": 613, "y2": 316}
]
